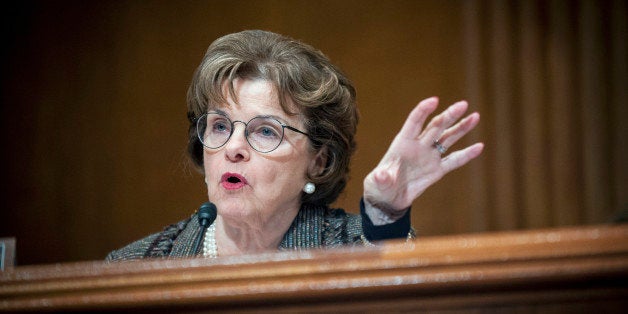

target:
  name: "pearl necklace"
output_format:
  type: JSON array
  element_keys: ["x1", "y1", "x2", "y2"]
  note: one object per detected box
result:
[{"x1": 202, "y1": 223, "x2": 218, "y2": 258}]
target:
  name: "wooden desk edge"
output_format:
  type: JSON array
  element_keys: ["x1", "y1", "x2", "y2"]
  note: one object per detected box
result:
[{"x1": 1, "y1": 224, "x2": 627, "y2": 312}]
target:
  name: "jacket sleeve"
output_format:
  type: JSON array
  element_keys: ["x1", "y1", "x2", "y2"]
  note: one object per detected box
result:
[{"x1": 360, "y1": 198, "x2": 412, "y2": 241}]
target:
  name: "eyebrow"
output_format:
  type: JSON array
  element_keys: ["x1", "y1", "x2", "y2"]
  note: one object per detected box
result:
[{"x1": 209, "y1": 109, "x2": 292, "y2": 125}]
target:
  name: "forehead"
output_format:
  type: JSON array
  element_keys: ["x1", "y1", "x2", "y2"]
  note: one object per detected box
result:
[{"x1": 214, "y1": 79, "x2": 302, "y2": 121}]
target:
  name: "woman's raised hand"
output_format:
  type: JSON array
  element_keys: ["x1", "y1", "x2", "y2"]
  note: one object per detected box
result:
[{"x1": 363, "y1": 97, "x2": 484, "y2": 222}]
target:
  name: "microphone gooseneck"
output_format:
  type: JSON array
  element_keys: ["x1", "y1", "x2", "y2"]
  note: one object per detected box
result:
[{"x1": 192, "y1": 202, "x2": 217, "y2": 256}]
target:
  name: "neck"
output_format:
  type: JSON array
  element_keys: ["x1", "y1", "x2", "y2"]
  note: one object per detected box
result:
[{"x1": 214, "y1": 212, "x2": 296, "y2": 256}]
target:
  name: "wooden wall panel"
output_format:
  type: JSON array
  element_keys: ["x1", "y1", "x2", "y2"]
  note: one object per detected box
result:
[{"x1": 462, "y1": 0, "x2": 626, "y2": 232}]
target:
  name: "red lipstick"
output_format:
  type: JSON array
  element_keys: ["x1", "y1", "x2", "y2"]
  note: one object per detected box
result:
[{"x1": 221, "y1": 172, "x2": 248, "y2": 190}]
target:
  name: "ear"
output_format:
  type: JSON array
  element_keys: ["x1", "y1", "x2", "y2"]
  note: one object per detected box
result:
[{"x1": 308, "y1": 146, "x2": 328, "y2": 177}]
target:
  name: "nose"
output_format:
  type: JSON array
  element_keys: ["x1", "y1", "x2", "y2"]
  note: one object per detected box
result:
[{"x1": 224, "y1": 122, "x2": 250, "y2": 162}]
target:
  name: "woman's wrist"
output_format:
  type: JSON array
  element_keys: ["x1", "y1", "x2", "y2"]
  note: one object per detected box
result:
[
  {"x1": 362, "y1": 196, "x2": 409, "y2": 225},
  {"x1": 360, "y1": 198, "x2": 411, "y2": 241}
]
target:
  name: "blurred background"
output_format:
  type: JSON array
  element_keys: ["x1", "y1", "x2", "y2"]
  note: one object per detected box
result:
[{"x1": 1, "y1": 0, "x2": 626, "y2": 265}]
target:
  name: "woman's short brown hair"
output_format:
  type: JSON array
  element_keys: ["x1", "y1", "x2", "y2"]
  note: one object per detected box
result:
[{"x1": 186, "y1": 30, "x2": 358, "y2": 206}]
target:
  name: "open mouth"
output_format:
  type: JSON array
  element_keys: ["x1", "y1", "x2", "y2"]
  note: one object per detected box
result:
[
  {"x1": 227, "y1": 176, "x2": 241, "y2": 183},
  {"x1": 221, "y1": 172, "x2": 247, "y2": 190}
]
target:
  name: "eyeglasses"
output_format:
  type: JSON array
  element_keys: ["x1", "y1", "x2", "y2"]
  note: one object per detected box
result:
[{"x1": 196, "y1": 112, "x2": 311, "y2": 153}]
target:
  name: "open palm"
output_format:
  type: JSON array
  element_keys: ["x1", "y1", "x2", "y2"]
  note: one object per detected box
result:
[{"x1": 363, "y1": 97, "x2": 484, "y2": 220}]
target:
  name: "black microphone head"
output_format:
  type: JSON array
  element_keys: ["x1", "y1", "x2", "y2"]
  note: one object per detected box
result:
[{"x1": 198, "y1": 202, "x2": 217, "y2": 227}]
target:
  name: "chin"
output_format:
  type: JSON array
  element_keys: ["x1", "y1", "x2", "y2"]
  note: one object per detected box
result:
[{"x1": 214, "y1": 198, "x2": 255, "y2": 218}]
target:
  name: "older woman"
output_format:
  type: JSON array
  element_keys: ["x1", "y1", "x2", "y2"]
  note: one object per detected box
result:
[{"x1": 106, "y1": 30, "x2": 483, "y2": 260}]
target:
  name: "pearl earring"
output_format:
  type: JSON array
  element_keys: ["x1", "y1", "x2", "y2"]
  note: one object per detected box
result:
[{"x1": 303, "y1": 182, "x2": 315, "y2": 194}]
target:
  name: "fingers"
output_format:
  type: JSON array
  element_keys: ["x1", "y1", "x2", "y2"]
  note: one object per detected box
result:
[
  {"x1": 397, "y1": 97, "x2": 481, "y2": 159},
  {"x1": 441, "y1": 143, "x2": 484, "y2": 173},
  {"x1": 439, "y1": 112, "x2": 480, "y2": 148},
  {"x1": 421, "y1": 100, "x2": 469, "y2": 144},
  {"x1": 398, "y1": 97, "x2": 439, "y2": 139}
]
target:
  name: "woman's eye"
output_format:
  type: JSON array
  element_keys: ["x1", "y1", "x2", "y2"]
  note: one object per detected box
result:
[
  {"x1": 257, "y1": 126, "x2": 279, "y2": 138},
  {"x1": 212, "y1": 121, "x2": 230, "y2": 132}
]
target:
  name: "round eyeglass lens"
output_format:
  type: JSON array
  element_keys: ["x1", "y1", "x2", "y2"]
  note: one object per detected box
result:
[
  {"x1": 197, "y1": 113, "x2": 232, "y2": 149},
  {"x1": 245, "y1": 116, "x2": 285, "y2": 152}
]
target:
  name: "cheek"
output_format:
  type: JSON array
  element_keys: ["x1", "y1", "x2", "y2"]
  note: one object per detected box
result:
[
  {"x1": 202, "y1": 154, "x2": 210, "y2": 176},
  {"x1": 252, "y1": 156, "x2": 309, "y2": 195},
  {"x1": 259, "y1": 160, "x2": 300, "y2": 185},
  {"x1": 202, "y1": 152, "x2": 220, "y2": 181}
]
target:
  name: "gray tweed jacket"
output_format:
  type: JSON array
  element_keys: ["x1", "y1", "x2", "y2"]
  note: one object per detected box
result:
[{"x1": 106, "y1": 203, "x2": 366, "y2": 261}]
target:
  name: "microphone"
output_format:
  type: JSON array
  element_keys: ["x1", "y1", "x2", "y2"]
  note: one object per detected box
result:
[
  {"x1": 198, "y1": 202, "x2": 217, "y2": 227},
  {"x1": 192, "y1": 202, "x2": 217, "y2": 256}
]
